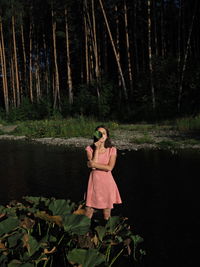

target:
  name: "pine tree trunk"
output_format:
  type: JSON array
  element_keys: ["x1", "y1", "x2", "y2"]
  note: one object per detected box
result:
[
  {"x1": 124, "y1": 0, "x2": 133, "y2": 92},
  {"x1": 12, "y1": 15, "x2": 20, "y2": 107},
  {"x1": 147, "y1": 0, "x2": 155, "y2": 110},
  {"x1": 153, "y1": 0, "x2": 158, "y2": 56},
  {"x1": 178, "y1": 0, "x2": 197, "y2": 111},
  {"x1": 98, "y1": 0, "x2": 128, "y2": 100},
  {"x1": 0, "y1": 16, "x2": 9, "y2": 113},
  {"x1": 52, "y1": 9, "x2": 60, "y2": 110},
  {"x1": 21, "y1": 22, "x2": 27, "y2": 97},
  {"x1": 161, "y1": 0, "x2": 166, "y2": 57},
  {"x1": 65, "y1": 8, "x2": 73, "y2": 105},
  {"x1": 92, "y1": 0, "x2": 100, "y2": 99},
  {"x1": 43, "y1": 33, "x2": 50, "y2": 96},
  {"x1": 84, "y1": 11, "x2": 90, "y2": 85},
  {"x1": 29, "y1": 22, "x2": 33, "y2": 102},
  {"x1": 10, "y1": 57, "x2": 16, "y2": 107},
  {"x1": 115, "y1": 5, "x2": 121, "y2": 88}
]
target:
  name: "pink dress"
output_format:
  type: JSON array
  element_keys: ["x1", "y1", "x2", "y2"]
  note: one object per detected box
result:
[{"x1": 85, "y1": 146, "x2": 122, "y2": 209}]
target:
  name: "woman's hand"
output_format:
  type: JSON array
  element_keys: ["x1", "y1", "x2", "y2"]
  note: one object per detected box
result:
[{"x1": 94, "y1": 140, "x2": 102, "y2": 149}]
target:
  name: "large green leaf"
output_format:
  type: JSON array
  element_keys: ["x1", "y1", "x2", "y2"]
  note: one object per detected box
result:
[
  {"x1": 67, "y1": 248, "x2": 105, "y2": 267},
  {"x1": 95, "y1": 226, "x2": 106, "y2": 242},
  {"x1": 130, "y1": 234, "x2": 144, "y2": 246},
  {"x1": 105, "y1": 216, "x2": 121, "y2": 233},
  {"x1": 48, "y1": 199, "x2": 75, "y2": 216},
  {"x1": 23, "y1": 196, "x2": 51, "y2": 207},
  {"x1": 7, "y1": 232, "x2": 24, "y2": 248},
  {"x1": 27, "y1": 235, "x2": 40, "y2": 257},
  {"x1": 62, "y1": 214, "x2": 90, "y2": 235},
  {"x1": 0, "y1": 217, "x2": 19, "y2": 237}
]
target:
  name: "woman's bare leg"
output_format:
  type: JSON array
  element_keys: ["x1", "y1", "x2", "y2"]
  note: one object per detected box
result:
[
  {"x1": 103, "y1": 208, "x2": 111, "y2": 220},
  {"x1": 85, "y1": 206, "x2": 94, "y2": 218}
]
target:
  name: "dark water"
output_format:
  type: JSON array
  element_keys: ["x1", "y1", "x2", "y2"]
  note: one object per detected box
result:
[{"x1": 0, "y1": 140, "x2": 199, "y2": 267}]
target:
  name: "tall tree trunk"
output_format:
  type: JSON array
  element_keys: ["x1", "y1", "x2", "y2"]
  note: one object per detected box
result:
[
  {"x1": 65, "y1": 8, "x2": 73, "y2": 105},
  {"x1": 12, "y1": 15, "x2": 20, "y2": 107},
  {"x1": 115, "y1": 5, "x2": 121, "y2": 88},
  {"x1": 10, "y1": 57, "x2": 16, "y2": 107},
  {"x1": 98, "y1": 0, "x2": 128, "y2": 100},
  {"x1": 92, "y1": 0, "x2": 100, "y2": 99},
  {"x1": 124, "y1": 0, "x2": 134, "y2": 92},
  {"x1": 153, "y1": 0, "x2": 158, "y2": 56},
  {"x1": 160, "y1": 0, "x2": 166, "y2": 57},
  {"x1": 84, "y1": 10, "x2": 90, "y2": 85},
  {"x1": 0, "y1": 16, "x2": 9, "y2": 113},
  {"x1": 52, "y1": 9, "x2": 60, "y2": 110},
  {"x1": 178, "y1": 0, "x2": 197, "y2": 111},
  {"x1": 29, "y1": 22, "x2": 33, "y2": 102},
  {"x1": 43, "y1": 33, "x2": 50, "y2": 97},
  {"x1": 35, "y1": 46, "x2": 41, "y2": 102},
  {"x1": 147, "y1": 0, "x2": 155, "y2": 110},
  {"x1": 21, "y1": 22, "x2": 27, "y2": 97},
  {"x1": 133, "y1": 0, "x2": 139, "y2": 74}
]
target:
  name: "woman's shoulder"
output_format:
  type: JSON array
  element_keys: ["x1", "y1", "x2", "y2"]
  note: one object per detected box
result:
[{"x1": 109, "y1": 146, "x2": 117, "y2": 155}]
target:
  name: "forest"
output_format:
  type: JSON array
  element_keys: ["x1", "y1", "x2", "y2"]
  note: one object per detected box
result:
[{"x1": 0, "y1": 0, "x2": 200, "y2": 122}]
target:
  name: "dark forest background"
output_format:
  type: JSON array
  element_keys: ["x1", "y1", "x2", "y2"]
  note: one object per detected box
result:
[{"x1": 0, "y1": 0, "x2": 200, "y2": 122}]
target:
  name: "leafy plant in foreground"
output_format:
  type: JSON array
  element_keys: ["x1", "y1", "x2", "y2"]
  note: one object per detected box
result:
[{"x1": 0, "y1": 196, "x2": 145, "y2": 266}]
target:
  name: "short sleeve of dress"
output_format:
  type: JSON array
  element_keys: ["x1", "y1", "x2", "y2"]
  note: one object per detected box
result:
[
  {"x1": 85, "y1": 145, "x2": 93, "y2": 153},
  {"x1": 110, "y1": 147, "x2": 117, "y2": 156}
]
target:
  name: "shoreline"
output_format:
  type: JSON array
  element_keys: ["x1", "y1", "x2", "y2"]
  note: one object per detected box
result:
[{"x1": 1, "y1": 133, "x2": 200, "y2": 151}]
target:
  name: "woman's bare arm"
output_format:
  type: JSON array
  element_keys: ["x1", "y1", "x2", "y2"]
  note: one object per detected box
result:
[{"x1": 88, "y1": 154, "x2": 116, "y2": 171}]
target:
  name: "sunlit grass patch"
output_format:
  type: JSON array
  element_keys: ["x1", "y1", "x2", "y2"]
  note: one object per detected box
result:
[{"x1": 11, "y1": 117, "x2": 120, "y2": 139}]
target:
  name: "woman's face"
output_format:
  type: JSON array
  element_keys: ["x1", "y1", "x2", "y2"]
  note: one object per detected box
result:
[{"x1": 97, "y1": 127, "x2": 108, "y2": 143}]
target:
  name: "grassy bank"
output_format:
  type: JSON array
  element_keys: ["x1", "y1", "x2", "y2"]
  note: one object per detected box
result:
[{"x1": 1, "y1": 116, "x2": 200, "y2": 150}]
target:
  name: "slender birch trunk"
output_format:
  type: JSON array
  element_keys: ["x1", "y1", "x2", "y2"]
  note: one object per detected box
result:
[
  {"x1": 99, "y1": 0, "x2": 128, "y2": 100},
  {"x1": 65, "y1": 8, "x2": 73, "y2": 105},
  {"x1": 12, "y1": 15, "x2": 20, "y2": 107},
  {"x1": 178, "y1": 0, "x2": 197, "y2": 111},
  {"x1": 52, "y1": 9, "x2": 60, "y2": 110},
  {"x1": 124, "y1": 0, "x2": 133, "y2": 92},
  {"x1": 147, "y1": 0, "x2": 155, "y2": 110},
  {"x1": 0, "y1": 16, "x2": 9, "y2": 113}
]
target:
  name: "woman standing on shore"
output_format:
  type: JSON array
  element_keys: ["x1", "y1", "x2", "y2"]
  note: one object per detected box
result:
[{"x1": 85, "y1": 125, "x2": 122, "y2": 221}]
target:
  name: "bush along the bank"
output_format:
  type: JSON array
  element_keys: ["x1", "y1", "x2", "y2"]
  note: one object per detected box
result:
[{"x1": 0, "y1": 196, "x2": 145, "y2": 267}]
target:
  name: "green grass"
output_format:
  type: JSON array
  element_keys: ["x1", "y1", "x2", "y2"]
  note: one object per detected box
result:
[
  {"x1": 3, "y1": 117, "x2": 120, "y2": 139},
  {"x1": 176, "y1": 115, "x2": 200, "y2": 132}
]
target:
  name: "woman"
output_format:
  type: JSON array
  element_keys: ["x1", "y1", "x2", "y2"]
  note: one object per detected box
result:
[{"x1": 85, "y1": 125, "x2": 122, "y2": 221}]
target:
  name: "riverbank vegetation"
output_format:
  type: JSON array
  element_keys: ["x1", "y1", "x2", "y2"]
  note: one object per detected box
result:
[
  {"x1": 0, "y1": 196, "x2": 145, "y2": 266},
  {"x1": 1, "y1": 115, "x2": 200, "y2": 150}
]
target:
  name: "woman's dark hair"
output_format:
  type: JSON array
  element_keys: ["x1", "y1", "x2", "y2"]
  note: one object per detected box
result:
[{"x1": 91, "y1": 125, "x2": 112, "y2": 149}]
